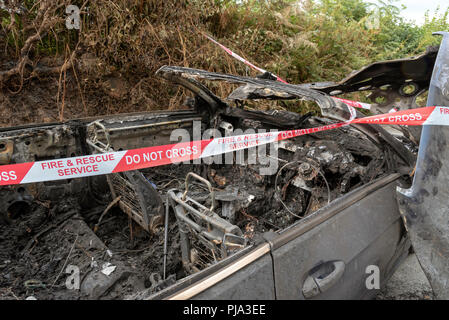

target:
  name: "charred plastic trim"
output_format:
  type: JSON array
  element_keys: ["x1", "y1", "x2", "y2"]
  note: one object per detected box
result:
[
  {"x1": 228, "y1": 49, "x2": 436, "y2": 137},
  {"x1": 397, "y1": 32, "x2": 449, "y2": 299},
  {"x1": 300, "y1": 46, "x2": 438, "y2": 95},
  {"x1": 223, "y1": 107, "x2": 312, "y2": 129},
  {"x1": 156, "y1": 68, "x2": 228, "y2": 121},
  {"x1": 157, "y1": 66, "x2": 416, "y2": 167},
  {"x1": 157, "y1": 66, "x2": 337, "y2": 116}
]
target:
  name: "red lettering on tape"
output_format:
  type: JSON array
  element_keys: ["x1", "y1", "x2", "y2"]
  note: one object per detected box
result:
[{"x1": 0, "y1": 106, "x2": 443, "y2": 186}]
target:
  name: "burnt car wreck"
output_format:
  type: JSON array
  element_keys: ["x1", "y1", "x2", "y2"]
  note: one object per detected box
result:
[{"x1": 1, "y1": 32, "x2": 448, "y2": 300}]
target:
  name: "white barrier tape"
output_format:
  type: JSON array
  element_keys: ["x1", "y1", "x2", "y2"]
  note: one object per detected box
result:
[
  {"x1": 204, "y1": 33, "x2": 287, "y2": 84},
  {"x1": 333, "y1": 97, "x2": 372, "y2": 110},
  {"x1": 0, "y1": 106, "x2": 447, "y2": 186},
  {"x1": 203, "y1": 33, "x2": 372, "y2": 109}
]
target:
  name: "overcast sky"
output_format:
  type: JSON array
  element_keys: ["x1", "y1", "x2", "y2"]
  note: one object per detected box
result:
[{"x1": 394, "y1": 0, "x2": 449, "y2": 24}]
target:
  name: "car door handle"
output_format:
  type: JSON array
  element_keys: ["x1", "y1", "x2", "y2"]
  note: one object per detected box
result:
[{"x1": 302, "y1": 260, "x2": 346, "y2": 298}]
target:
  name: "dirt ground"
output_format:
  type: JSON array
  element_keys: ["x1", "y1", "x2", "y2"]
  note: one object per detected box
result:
[{"x1": 377, "y1": 254, "x2": 433, "y2": 300}]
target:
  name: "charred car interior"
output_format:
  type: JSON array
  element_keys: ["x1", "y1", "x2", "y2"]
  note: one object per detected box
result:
[{"x1": 0, "y1": 32, "x2": 447, "y2": 300}]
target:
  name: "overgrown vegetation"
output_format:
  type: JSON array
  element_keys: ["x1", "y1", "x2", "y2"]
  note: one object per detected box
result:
[{"x1": 0, "y1": 0, "x2": 448, "y2": 124}]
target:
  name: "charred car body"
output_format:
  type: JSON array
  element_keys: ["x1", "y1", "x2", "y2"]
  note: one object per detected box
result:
[{"x1": 1, "y1": 32, "x2": 448, "y2": 300}]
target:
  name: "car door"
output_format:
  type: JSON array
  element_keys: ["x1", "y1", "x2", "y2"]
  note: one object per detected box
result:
[{"x1": 269, "y1": 174, "x2": 410, "y2": 299}]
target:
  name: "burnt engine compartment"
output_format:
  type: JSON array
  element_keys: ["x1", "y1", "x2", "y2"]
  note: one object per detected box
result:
[{"x1": 0, "y1": 62, "x2": 423, "y2": 299}]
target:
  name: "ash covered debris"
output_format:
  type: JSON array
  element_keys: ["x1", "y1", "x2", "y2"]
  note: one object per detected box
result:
[{"x1": 0, "y1": 195, "x2": 181, "y2": 300}]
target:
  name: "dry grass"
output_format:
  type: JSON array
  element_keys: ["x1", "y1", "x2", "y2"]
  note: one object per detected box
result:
[{"x1": 0, "y1": 0, "x2": 447, "y2": 124}]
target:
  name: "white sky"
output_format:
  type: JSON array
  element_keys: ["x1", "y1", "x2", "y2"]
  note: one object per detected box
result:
[{"x1": 394, "y1": 0, "x2": 449, "y2": 24}]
